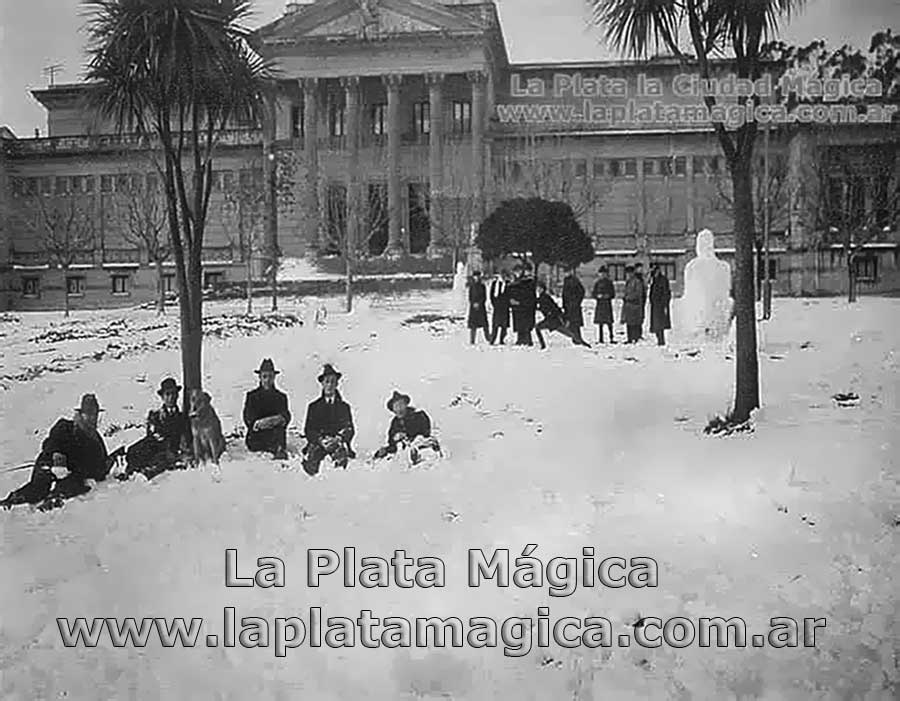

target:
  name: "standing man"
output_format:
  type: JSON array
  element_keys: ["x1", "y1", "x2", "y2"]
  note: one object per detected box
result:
[
  {"x1": 591, "y1": 265, "x2": 616, "y2": 343},
  {"x1": 562, "y1": 266, "x2": 589, "y2": 346},
  {"x1": 242, "y1": 358, "x2": 291, "y2": 460},
  {"x1": 621, "y1": 265, "x2": 645, "y2": 344},
  {"x1": 121, "y1": 377, "x2": 190, "y2": 480},
  {"x1": 634, "y1": 262, "x2": 648, "y2": 341},
  {"x1": 508, "y1": 263, "x2": 537, "y2": 346},
  {"x1": 302, "y1": 364, "x2": 355, "y2": 476},
  {"x1": 488, "y1": 269, "x2": 510, "y2": 345},
  {"x1": 648, "y1": 264, "x2": 672, "y2": 346},
  {"x1": 466, "y1": 270, "x2": 490, "y2": 345},
  {"x1": 1, "y1": 394, "x2": 115, "y2": 510}
]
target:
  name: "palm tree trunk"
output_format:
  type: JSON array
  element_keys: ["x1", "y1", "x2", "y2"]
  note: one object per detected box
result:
[
  {"x1": 730, "y1": 154, "x2": 760, "y2": 423},
  {"x1": 155, "y1": 260, "x2": 165, "y2": 315},
  {"x1": 180, "y1": 252, "x2": 203, "y2": 394}
]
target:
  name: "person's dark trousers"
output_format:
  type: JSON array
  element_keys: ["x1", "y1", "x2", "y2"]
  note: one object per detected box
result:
[
  {"x1": 655, "y1": 330, "x2": 666, "y2": 346},
  {"x1": 2, "y1": 466, "x2": 90, "y2": 507},
  {"x1": 246, "y1": 427, "x2": 287, "y2": 456},
  {"x1": 569, "y1": 326, "x2": 590, "y2": 347},
  {"x1": 302, "y1": 440, "x2": 349, "y2": 476},
  {"x1": 469, "y1": 327, "x2": 489, "y2": 345},
  {"x1": 596, "y1": 323, "x2": 614, "y2": 343},
  {"x1": 489, "y1": 326, "x2": 507, "y2": 345},
  {"x1": 515, "y1": 330, "x2": 533, "y2": 346},
  {"x1": 626, "y1": 325, "x2": 641, "y2": 343}
]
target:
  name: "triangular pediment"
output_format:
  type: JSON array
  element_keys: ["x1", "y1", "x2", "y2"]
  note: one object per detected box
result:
[{"x1": 258, "y1": 0, "x2": 483, "y2": 42}]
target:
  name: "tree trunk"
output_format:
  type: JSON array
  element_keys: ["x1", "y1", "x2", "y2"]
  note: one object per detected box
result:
[
  {"x1": 730, "y1": 154, "x2": 760, "y2": 423},
  {"x1": 345, "y1": 255, "x2": 354, "y2": 314},
  {"x1": 270, "y1": 257, "x2": 277, "y2": 312},
  {"x1": 847, "y1": 252, "x2": 857, "y2": 303},
  {"x1": 63, "y1": 267, "x2": 70, "y2": 318},
  {"x1": 155, "y1": 260, "x2": 166, "y2": 315},
  {"x1": 246, "y1": 253, "x2": 253, "y2": 315}
]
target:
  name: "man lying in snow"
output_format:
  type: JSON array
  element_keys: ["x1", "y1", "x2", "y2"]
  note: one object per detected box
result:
[
  {"x1": 1, "y1": 394, "x2": 122, "y2": 511},
  {"x1": 534, "y1": 280, "x2": 591, "y2": 350},
  {"x1": 373, "y1": 390, "x2": 441, "y2": 465},
  {"x1": 302, "y1": 364, "x2": 355, "y2": 476},
  {"x1": 119, "y1": 377, "x2": 190, "y2": 481}
]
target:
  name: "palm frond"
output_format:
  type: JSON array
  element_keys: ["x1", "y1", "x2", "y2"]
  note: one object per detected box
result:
[{"x1": 587, "y1": 0, "x2": 683, "y2": 59}]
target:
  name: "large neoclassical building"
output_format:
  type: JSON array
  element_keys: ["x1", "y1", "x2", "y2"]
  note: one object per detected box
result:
[{"x1": 0, "y1": 0, "x2": 898, "y2": 310}]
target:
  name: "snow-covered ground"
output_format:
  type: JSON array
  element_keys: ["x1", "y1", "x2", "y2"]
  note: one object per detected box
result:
[{"x1": 0, "y1": 293, "x2": 898, "y2": 700}]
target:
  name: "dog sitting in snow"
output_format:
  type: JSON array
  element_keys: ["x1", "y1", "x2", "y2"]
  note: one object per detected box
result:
[{"x1": 188, "y1": 389, "x2": 226, "y2": 470}]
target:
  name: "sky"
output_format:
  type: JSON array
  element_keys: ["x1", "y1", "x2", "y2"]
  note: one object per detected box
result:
[{"x1": 0, "y1": 0, "x2": 896, "y2": 136}]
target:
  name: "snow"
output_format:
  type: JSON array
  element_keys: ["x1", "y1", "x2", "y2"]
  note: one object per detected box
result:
[
  {"x1": 278, "y1": 257, "x2": 342, "y2": 282},
  {"x1": 1, "y1": 293, "x2": 898, "y2": 699}
]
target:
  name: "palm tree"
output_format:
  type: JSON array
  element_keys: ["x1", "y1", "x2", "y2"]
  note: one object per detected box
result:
[
  {"x1": 588, "y1": 0, "x2": 804, "y2": 423},
  {"x1": 83, "y1": 0, "x2": 273, "y2": 396}
]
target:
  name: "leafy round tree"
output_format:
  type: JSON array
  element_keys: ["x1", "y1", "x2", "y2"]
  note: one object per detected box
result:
[{"x1": 478, "y1": 197, "x2": 594, "y2": 272}]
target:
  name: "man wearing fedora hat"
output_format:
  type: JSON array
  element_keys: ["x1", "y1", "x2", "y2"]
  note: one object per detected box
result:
[
  {"x1": 2, "y1": 394, "x2": 115, "y2": 509},
  {"x1": 301, "y1": 364, "x2": 355, "y2": 475},
  {"x1": 373, "y1": 391, "x2": 440, "y2": 464},
  {"x1": 242, "y1": 358, "x2": 291, "y2": 460},
  {"x1": 120, "y1": 377, "x2": 191, "y2": 480}
]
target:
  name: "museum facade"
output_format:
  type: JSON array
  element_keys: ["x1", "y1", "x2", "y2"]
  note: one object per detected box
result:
[{"x1": 1, "y1": 0, "x2": 898, "y2": 311}]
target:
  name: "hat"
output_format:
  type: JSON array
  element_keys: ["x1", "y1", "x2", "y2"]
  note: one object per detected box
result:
[
  {"x1": 386, "y1": 390, "x2": 411, "y2": 411},
  {"x1": 157, "y1": 377, "x2": 181, "y2": 397},
  {"x1": 254, "y1": 358, "x2": 280, "y2": 375},
  {"x1": 598, "y1": 265, "x2": 608, "y2": 273},
  {"x1": 317, "y1": 363, "x2": 341, "y2": 383},
  {"x1": 472, "y1": 269, "x2": 482, "y2": 277},
  {"x1": 75, "y1": 393, "x2": 104, "y2": 414}
]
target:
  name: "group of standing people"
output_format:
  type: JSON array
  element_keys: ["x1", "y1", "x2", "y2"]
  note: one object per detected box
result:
[
  {"x1": 466, "y1": 263, "x2": 592, "y2": 350},
  {"x1": 467, "y1": 260, "x2": 673, "y2": 349}
]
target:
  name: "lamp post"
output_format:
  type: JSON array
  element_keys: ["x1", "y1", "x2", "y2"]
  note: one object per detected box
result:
[{"x1": 762, "y1": 122, "x2": 772, "y2": 320}]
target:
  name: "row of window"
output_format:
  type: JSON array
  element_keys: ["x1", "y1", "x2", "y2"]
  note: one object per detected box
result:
[
  {"x1": 499, "y1": 155, "x2": 732, "y2": 181},
  {"x1": 20, "y1": 272, "x2": 226, "y2": 298},
  {"x1": 290, "y1": 100, "x2": 473, "y2": 138},
  {"x1": 9, "y1": 169, "x2": 264, "y2": 197}
]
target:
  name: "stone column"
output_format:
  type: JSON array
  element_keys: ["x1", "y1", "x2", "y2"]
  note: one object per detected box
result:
[
  {"x1": 788, "y1": 128, "x2": 815, "y2": 295},
  {"x1": 425, "y1": 73, "x2": 445, "y2": 258},
  {"x1": 468, "y1": 70, "x2": 487, "y2": 224},
  {"x1": 384, "y1": 74, "x2": 404, "y2": 258},
  {"x1": 301, "y1": 78, "x2": 323, "y2": 252},
  {"x1": 341, "y1": 76, "x2": 361, "y2": 263}
]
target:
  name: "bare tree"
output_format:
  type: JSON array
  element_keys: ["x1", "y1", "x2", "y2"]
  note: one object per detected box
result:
[
  {"x1": 219, "y1": 168, "x2": 264, "y2": 314},
  {"x1": 709, "y1": 140, "x2": 791, "y2": 309},
  {"x1": 27, "y1": 192, "x2": 96, "y2": 317},
  {"x1": 323, "y1": 148, "x2": 391, "y2": 312},
  {"x1": 112, "y1": 173, "x2": 169, "y2": 314},
  {"x1": 807, "y1": 143, "x2": 898, "y2": 302}
]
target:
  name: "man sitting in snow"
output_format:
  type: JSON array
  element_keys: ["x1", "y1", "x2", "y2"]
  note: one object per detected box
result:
[
  {"x1": 242, "y1": 358, "x2": 291, "y2": 460},
  {"x1": 1, "y1": 394, "x2": 119, "y2": 510},
  {"x1": 301, "y1": 364, "x2": 355, "y2": 476},
  {"x1": 120, "y1": 377, "x2": 190, "y2": 481},
  {"x1": 373, "y1": 391, "x2": 441, "y2": 465},
  {"x1": 534, "y1": 280, "x2": 591, "y2": 350}
]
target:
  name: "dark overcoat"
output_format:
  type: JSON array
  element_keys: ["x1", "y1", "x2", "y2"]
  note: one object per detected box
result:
[
  {"x1": 385, "y1": 408, "x2": 432, "y2": 454},
  {"x1": 36, "y1": 418, "x2": 110, "y2": 481},
  {"x1": 649, "y1": 274, "x2": 672, "y2": 332},
  {"x1": 591, "y1": 278, "x2": 615, "y2": 324},
  {"x1": 509, "y1": 277, "x2": 537, "y2": 333},
  {"x1": 467, "y1": 280, "x2": 489, "y2": 329},
  {"x1": 243, "y1": 387, "x2": 291, "y2": 430},
  {"x1": 126, "y1": 405, "x2": 190, "y2": 471},
  {"x1": 621, "y1": 277, "x2": 646, "y2": 326},
  {"x1": 303, "y1": 391, "x2": 355, "y2": 456},
  {"x1": 489, "y1": 278, "x2": 510, "y2": 329},
  {"x1": 561, "y1": 275, "x2": 586, "y2": 329}
]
